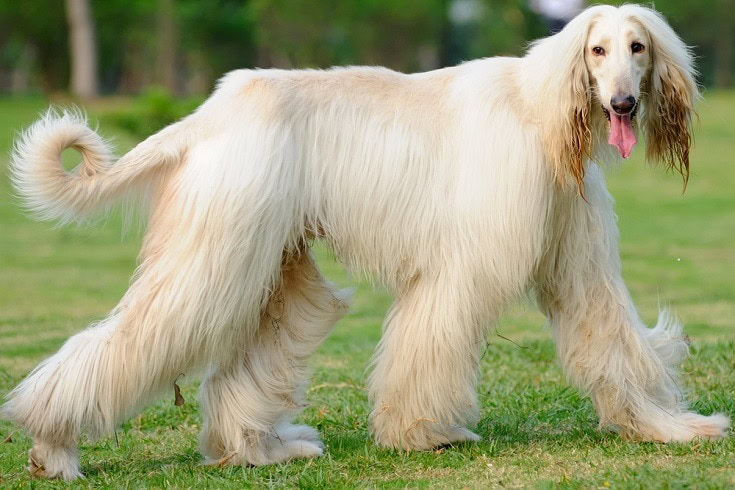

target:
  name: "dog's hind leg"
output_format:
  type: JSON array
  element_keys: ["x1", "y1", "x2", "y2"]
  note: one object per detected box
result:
[
  {"x1": 2, "y1": 257, "x2": 285, "y2": 478},
  {"x1": 2, "y1": 178, "x2": 297, "y2": 479},
  {"x1": 2, "y1": 311, "x2": 139, "y2": 480},
  {"x1": 199, "y1": 249, "x2": 350, "y2": 466},
  {"x1": 536, "y1": 165, "x2": 729, "y2": 443},
  {"x1": 368, "y1": 274, "x2": 487, "y2": 451}
]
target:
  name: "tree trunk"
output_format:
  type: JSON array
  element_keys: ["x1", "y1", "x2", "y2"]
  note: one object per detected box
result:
[
  {"x1": 65, "y1": 0, "x2": 98, "y2": 98},
  {"x1": 156, "y1": 0, "x2": 179, "y2": 94},
  {"x1": 713, "y1": 0, "x2": 734, "y2": 87},
  {"x1": 11, "y1": 44, "x2": 38, "y2": 94}
]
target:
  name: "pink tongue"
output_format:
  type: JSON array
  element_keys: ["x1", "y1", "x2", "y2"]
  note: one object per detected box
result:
[{"x1": 608, "y1": 113, "x2": 636, "y2": 158}]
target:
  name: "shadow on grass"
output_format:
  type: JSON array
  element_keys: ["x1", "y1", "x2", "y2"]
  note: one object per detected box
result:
[{"x1": 82, "y1": 445, "x2": 201, "y2": 478}]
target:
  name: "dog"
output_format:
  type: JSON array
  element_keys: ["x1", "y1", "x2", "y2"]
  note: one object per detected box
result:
[{"x1": 4, "y1": 4, "x2": 729, "y2": 480}]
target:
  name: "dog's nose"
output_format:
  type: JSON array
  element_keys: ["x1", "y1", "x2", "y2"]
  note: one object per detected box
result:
[{"x1": 610, "y1": 95, "x2": 636, "y2": 115}]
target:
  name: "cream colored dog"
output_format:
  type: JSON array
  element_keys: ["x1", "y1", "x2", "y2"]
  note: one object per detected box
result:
[{"x1": 5, "y1": 4, "x2": 728, "y2": 480}]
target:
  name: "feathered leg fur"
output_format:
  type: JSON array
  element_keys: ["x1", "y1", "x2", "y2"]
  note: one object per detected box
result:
[
  {"x1": 2, "y1": 119, "x2": 299, "y2": 478},
  {"x1": 368, "y1": 274, "x2": 486, "y2": 450},
  {"x1": 536, "y1": 165, "x2": 729, "y2": 442},
  {"x1": 199, "y1": 250, "x2": 350, "y2": 465}
]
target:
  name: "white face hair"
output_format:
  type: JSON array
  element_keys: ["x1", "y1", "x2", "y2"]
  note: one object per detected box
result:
[
  {"x1": 585, "y1": 13, "x2": 653, "y2": 158},
  {"x1": 585, "y1": 16, "x2": 652, "y2": 112},
  {"x1": 525, "y1": 4, "x2": 698, "y2": 191}
]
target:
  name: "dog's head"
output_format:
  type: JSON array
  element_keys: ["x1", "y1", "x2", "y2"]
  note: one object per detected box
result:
[{"x1": 534, "y1": 5, "x2": 698, "y2": 193}]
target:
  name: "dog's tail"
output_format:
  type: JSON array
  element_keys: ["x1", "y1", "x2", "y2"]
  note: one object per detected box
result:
[{"x1": 10, "y1": 109, "x2": 186, "y2": 224}]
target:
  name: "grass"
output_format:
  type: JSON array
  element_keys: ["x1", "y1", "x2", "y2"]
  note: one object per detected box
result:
[{"x1": 0, "y1": 92, "x2": 733, "y2": 488}]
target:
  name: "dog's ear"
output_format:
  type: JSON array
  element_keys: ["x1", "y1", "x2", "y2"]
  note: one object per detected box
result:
[
  {"x1": 531, "y1": 9, "x2": 599, "y2": 194},
  {"x1": 634, "y1": 7, "x2": 699, "y2": 187}
]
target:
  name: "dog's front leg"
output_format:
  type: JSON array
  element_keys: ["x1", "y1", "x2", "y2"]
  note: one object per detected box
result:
[
  {"x1": 536, "y1": 165, "x2": 729, "y2": 442},
  {"x1": 368, "y1": 275, "x2": 486, "y2": 450}
]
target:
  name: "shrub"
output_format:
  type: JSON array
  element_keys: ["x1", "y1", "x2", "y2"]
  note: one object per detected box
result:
[{"x1": 102, "y1": 87, "x2": 203, "y2": 139}]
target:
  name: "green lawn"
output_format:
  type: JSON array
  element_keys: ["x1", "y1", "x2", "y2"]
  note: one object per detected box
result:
[{"x1": 0, "y1": 94, "x2": 733, "y2": 488}]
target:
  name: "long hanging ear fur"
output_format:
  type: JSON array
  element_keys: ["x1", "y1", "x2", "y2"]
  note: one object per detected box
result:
[
  {"x1": 627, "y1": 6, "x2": 699, "y2": 187},
  {"x1": 523, "y1": 6, "x2": 609, "y2": 194}
]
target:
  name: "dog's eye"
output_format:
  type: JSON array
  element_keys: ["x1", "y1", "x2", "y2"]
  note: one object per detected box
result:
[
  {"x1": 631, "y1": 42, "x2": 645, "y2": 54},
  {"x1": 592, "y1": 46, "x2": 605, "y2": 56}
]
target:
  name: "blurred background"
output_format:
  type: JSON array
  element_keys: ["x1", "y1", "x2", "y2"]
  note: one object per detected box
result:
[{"x1": 1, "y1": 0, "x2": 733, "y2": 100}]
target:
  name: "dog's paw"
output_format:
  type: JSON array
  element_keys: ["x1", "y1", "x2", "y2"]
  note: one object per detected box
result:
[
  {"x1": 203, "y1": 425, "x2": 326, "y2": 467},
  {"x1": 373, "y1": 420, "x2": 481, "y2": 451},
  {"x1": 262, "y1": 424, "x2": 324, "y2": 463},
  {"x1": 671, "y1": 412, "x2": 730, "y2": 442},
  {"x1": 28, "y1": 442, "x2": 83, "y2": 481},
  {"x1": 277, "y1": 423, "x2": 323, "y2": 446},
  {"x1": 235, "y1": 435, "x2": 323, "y2": 466},
  {"x1": 622, "y1": 411, "x2": 730, "y2": 443},
  {"x1": 267, "y1": 439, "x2": 324, "y2": 463},
  {"x1": 443, "y1": 425, "x2": 482, "y2": 445}
]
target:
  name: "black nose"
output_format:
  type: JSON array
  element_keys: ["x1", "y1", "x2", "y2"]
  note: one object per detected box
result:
[{"x1": 611, "y1": 95, "x2": 636, "y2": 115}]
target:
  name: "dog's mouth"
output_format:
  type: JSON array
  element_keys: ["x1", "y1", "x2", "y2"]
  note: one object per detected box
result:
[{"x1": 602, "y1": 104, "x2": 638, "y2": 159}]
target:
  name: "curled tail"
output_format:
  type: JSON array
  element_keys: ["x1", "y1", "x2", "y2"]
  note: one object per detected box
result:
[{"x1": 10, "y1": 109, "x2": 186, "y2": 224}]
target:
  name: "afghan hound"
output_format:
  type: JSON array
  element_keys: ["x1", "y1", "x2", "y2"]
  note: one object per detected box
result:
[{"x1": 4, "y1": 4, "x2": 729, "y2": 480}]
